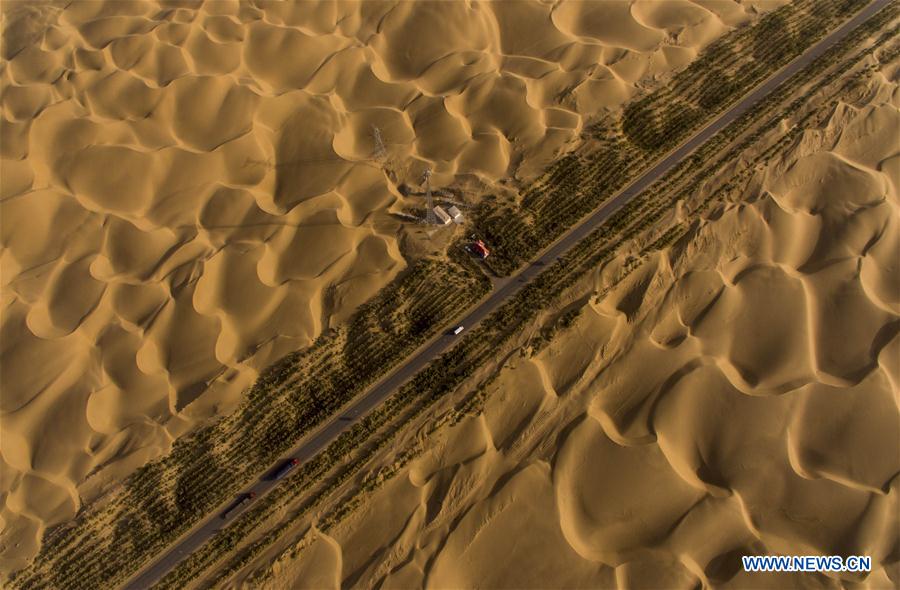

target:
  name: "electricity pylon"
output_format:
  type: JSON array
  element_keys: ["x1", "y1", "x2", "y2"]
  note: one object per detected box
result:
[{"x1": 423, "y1": 168, "x2": 436, "y2": 226}]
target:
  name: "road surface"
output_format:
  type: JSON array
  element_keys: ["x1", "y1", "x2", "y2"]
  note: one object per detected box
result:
[{"x1": 123, "y1": 2, "x2": 890, "y2": 587}]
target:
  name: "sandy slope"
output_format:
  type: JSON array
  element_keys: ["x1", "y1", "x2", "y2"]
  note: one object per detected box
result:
[
  {"x1": 263, "y1": 54, "x2": 900, "y2": 589},
  {"x1": 0, "y1": 0, "x2": 780, "y2": 571}
]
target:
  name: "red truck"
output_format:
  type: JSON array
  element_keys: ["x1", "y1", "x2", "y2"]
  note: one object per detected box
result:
[{"x1": 471, "y1": 240, "x2": 490, "y2": 259}]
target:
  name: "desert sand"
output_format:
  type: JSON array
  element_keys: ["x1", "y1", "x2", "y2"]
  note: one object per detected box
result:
[
  {"x1": 0, "y1": 0, "x2": 782, "y2": 570},
  {"x1": 259, "y1": 48, "x2": 900, "y2": 589}
]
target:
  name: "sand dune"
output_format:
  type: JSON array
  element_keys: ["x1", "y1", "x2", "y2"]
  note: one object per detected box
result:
[
  {"x1": 264, "y1": 51, "x2": 899, "y2": 589},
  {"x1": 0, "y1": 0, "x2": 775, "y2": 569}
]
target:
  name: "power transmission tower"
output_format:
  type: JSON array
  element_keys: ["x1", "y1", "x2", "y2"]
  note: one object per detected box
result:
[
  {"x1": 423, "y1": 168, "x2": 436, "y2": 225},
  {"x1": 371, "y1": 125, "x2": 387, "y2": 161}
]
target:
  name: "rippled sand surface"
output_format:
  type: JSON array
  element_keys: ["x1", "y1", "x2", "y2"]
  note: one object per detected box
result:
[
  {"x1": 266, "y1": 60, "x2": 899, "y2": 589},
  {"x1": 0, "y1": 0, "x2": 783, "y2": 570}
]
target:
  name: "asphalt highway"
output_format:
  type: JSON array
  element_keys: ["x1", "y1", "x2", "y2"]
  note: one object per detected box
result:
[{"x1": 123, "y1": 2, "x2": 891, "y2": 586}]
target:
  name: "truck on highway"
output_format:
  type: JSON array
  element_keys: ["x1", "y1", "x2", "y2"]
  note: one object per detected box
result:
[
  {"x1": 273, "y1": 458, "x2": 300, "y2": 480},
  {"x1": 221, "y1": 492, "x2": 256, "y2": 519}
]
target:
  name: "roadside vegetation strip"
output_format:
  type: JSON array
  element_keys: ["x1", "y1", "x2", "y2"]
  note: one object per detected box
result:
[
  {"x1": 10, "y1": 252, "x2": 490, "y2": 590},
  {"x1": 156, "y1": 10, "x2": 899, "y2": 588},
  {"x1": 475, "y1": 0, "x2": 870, "y2": 276}
]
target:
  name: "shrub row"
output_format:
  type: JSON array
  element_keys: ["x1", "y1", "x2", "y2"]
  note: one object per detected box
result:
[
  {"x1": 474, "y1": 0, "x2": 871, "y2": 276},
  {"x1": 10, "y1": 251, "x2": 490, "y2": 590}
]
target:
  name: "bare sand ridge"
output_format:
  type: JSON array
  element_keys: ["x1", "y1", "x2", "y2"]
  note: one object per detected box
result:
[
  {"x1": 262, "y1": 53, "x2": 900, "y2": 589},
  {"x1": 0, "y1": 0, "x2": 780, "y2": 569}
]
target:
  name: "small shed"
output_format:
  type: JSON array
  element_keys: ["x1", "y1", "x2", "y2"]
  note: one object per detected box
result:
[
  {"x1": 433, "y1": 206, "x2": 452, "y2": 225},
  {"x1": 447, "y1": 206, "x2": 464, "y2": 224}
]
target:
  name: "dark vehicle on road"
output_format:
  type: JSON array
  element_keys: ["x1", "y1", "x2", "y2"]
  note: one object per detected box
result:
[
  {"x1": 273, "y1": 458, "x2": 300, "y2": 480},
  {"x1": 221, "y1": 492, "x2": 256, "y2": 519}
]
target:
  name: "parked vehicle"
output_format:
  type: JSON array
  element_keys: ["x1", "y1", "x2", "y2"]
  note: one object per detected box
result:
[{"x1": 470, "y1": 240, "x2": 490, "y2": 259}]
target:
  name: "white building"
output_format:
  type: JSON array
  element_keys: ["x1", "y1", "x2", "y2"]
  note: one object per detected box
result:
[
  {"x1": 447, "y1": 205, "x2": 464, "y2": 224},
  {"x1": 433, "y1": 205, "x2": 452, "y2": 225}
]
